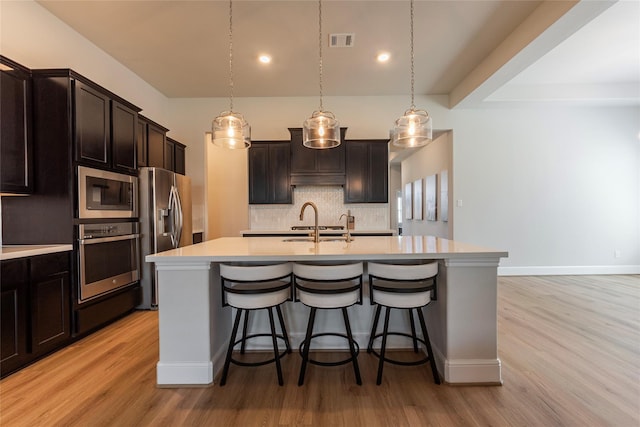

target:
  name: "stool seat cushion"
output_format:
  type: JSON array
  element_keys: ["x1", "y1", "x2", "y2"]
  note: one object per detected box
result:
[
  {"x1": 372, "y1": 287, "x2": 431, "y2": 308},
  {"x1": 225, "y1": 280, "x2": 291, "y2": 309},
  {"x1": 296, "y1": 279, "x2": 360, "y2": 308}
]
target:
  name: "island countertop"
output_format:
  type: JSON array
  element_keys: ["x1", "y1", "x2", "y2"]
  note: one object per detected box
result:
[{"x1": 146, "y1": 235, "x2": 508, "y2": 264}]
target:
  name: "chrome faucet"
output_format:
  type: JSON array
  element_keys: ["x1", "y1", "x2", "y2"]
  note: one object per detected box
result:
[
  {"x1": 339, "y1": 213, "x2": 353, "y2": 243},
  {"x1": 299, "y1": 201, "x2": 319, "y2": 243}
]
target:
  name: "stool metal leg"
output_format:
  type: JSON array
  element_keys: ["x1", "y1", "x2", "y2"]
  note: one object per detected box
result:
[
  {"x1": 298, "y1": 307, "x2": 317, "y2": 386},
  {"x1": 367, "y1": 305, "x2": 382, "y2": 353},
  {"x1": 417, "y1": 308, "x2": 441, "y2": 384},
  {"x1": 240, "y1": 309, "x2": 250, "y2": 354},
  {"x1": 409, "y1": 309, "x2": 419, "y2": 353},
  {"x1": 267, "y1": 307, "x2": 284, "y2": 386},
  {"x1": 342, "y1": 307, "x2": 362, "y2": 385},
  {"x1": 220, "y1": 308, "x2": 243, "y2": 386},
  {"x1": 276, "y1": 305, "x2": 291, "y2": 353},
  {"x1": 376, "y1": 306, "x2": 392, "y2": 385}
]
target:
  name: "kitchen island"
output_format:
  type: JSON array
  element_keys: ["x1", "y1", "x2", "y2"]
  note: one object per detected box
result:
[{"x1": 146, "y1": 235, "x2": 508, "y2": 387}]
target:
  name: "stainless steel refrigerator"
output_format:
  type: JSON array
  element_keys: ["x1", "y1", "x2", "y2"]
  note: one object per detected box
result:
[{"x1": 138, "y1": 167, "x2": 192, "y2": 309}]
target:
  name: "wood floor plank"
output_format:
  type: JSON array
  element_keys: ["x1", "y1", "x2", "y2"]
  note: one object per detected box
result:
[{"x1": 1, "y1": 275, "x2": 638, "y2": 426}]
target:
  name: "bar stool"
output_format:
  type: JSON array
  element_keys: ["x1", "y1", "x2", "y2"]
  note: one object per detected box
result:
[
  {"x1": 367, "y1": 261, "x2": 441, "y2": 385},
  {"x1": 293, "y1": 262, "x2": 363, "y2": 386},
  {"x1": 219, "y1": 262, "x2": 293, "y2": 386}
]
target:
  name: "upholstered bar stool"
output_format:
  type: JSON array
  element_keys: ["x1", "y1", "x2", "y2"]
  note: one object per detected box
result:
[
  {"x1": 219, "y1": 262, "x2": 293, "y2": 386},
  {"x1": 293, "y1": 262, "x2": 364, "y2": 386},
  {"x1": 367, "y1": 261, "x2": 441, "y2": 385}
]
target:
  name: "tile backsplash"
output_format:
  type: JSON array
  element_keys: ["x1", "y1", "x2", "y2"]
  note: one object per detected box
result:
[{"x1": 249, "y1": 186, "x2": 389, "y2": 230}]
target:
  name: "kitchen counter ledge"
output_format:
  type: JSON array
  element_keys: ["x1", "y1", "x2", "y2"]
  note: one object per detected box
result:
[{"x1": 1, "y1": 244, "x2": 73, "y2": 261}]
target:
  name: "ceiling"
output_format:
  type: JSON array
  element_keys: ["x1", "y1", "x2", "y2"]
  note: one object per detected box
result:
[{"x1": 36, "y1": 0, "x2": 639, "y2": 106}]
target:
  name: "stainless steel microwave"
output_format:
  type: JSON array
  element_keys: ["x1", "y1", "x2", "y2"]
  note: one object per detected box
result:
[{"x1": 77, "y1": 166, "x2": 138, "y2": 219}]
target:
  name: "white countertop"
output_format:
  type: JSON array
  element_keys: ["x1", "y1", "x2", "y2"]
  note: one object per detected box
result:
[
  {"x1": 1, "y1": 244, "x2": 73, "y2": 261},
  {"x1": 147, "y1": 236, "x2": 508, "y2": 264},
  {"x1": 240, "y1": 229, "x2": 396, "y2": 236}
]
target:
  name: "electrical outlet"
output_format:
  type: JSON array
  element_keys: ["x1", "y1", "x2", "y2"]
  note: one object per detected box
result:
[
  {"x1": 456, "y1": 199, "x2": 463, "y2": 207},
  {"x1": 614, "y1": 250, "x2": 622, "y2": 258}
]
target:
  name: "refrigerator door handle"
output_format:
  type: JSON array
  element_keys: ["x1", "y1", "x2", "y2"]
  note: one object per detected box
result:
[
  {"x1": 174, "y1": 186, "x2": 184, "y2": 247},
  {"x1": 168, "y1": 187, "x2": 177, "y2": 247}
]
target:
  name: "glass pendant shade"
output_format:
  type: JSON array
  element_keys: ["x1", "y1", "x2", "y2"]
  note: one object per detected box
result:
[
  {"x1": 212, "y1": 111, "x2": 251, "y2": 149},
  {"x1": 392, "y1": 109, "x2": 432, "y2": 148},
  {"x1": 303, "y1": 110, "x2": 340, "y2": 149}
]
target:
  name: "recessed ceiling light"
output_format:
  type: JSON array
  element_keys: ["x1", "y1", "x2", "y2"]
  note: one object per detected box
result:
[
  {"x1": 258, "y1": 55, "x2": 272, "y2": 64},
  {"x1": 377, "y1": 52, "x2": 390, "y2": 63}
]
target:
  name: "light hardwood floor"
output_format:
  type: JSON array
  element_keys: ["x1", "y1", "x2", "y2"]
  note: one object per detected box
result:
[{"x1": 1, "y1": 275, "x2": 638, "y2": 426}]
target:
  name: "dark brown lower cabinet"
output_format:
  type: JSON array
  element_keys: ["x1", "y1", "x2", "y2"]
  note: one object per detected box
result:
[
  {"x1": 0, "y1": 259, "x2": 29, "y2": 376},
  {"x1": 0, "y1": 252, "x2": 71, "y2": 378}
]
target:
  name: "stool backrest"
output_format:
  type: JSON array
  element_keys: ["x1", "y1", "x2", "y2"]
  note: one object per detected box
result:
[
  {"x1": 220, "y1": 263, "x2": 292, "y2": 282},
  {"x1": 368, "y1": 261, "x2": 438, "y2": 281},
  {"x1": 293, "y1": 262, "x2": 363, "y2": 281}
]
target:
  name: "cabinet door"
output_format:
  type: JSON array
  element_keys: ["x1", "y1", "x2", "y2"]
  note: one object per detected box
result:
[
  {"x1": 289, "y1": 128, "x2": 315, "y2": 174},
  {"x1": 1, "y1": 259, "x2": 29, "y2": 377},
  {"x1": 344, "y1": 142, "x2": 368, "y2": 203},
  {"x1": 368, "y1": 142, "x2": 389, "y2": 203},
  {"x1": 137, "y1": 119, "x2": 148, "y2": 167},
  {"x1": 112, "y1": 101, "x2": 138, "y2": 173},
  {"x1": 0, "y1": 60, "x2": 33, "y2": 194},
  {"x1": 174, "y1": 143, "x2": 186, "y2": 175},
  {"x1": 345, "y1": 140, "x2": 388, "y2": 203},
  {"x1": 164, "y1": 138, "x2": 175, "y2": 172},
  {"x1": 249, "y1": 144, "x2": 269, "y2": 204},
  {"x1": 270, "y1": 143, "x2": 292, "y2": 204},
  {"x1": 249, "y1": 142, "x2": 291, "y2": 204},
  {"x1": 147, "y1": 123, "x2": 166, "y2": 168},
  {"x1": 74, "y1": 80, "x2": 110, "y2": 167},
  {"x1": 30, "y1": 253, "x2": 71, "y2": 356}
]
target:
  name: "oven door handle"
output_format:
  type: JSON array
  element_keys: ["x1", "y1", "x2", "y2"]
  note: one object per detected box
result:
[{"x1": 79, "y1": 233, "x2": 140, "y2": 245}]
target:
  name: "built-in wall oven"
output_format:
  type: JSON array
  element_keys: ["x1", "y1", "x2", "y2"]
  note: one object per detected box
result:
[{"x1": 77, "y1": 222, "x2": 140, "y2": 303}]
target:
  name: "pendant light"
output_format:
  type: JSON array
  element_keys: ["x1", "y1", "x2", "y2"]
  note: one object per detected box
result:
[
  {"x1": 303, "y1": 0, "x2": 340, "y2": 149},
  {"x1": 212, "y1": 0, "x2": 251, "y2": 149},
  {"x1": 392, "y1": 0, "x2": 432, "y2": 148}
]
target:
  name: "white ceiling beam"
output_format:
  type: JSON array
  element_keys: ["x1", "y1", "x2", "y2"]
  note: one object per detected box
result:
[{"x1": 449, "y1": 0, "x2": 617, "y2": 109}]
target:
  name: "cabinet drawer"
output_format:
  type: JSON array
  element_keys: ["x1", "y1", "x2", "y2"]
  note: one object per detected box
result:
[{"x1": 30, "y1": 252, "x2": 70, "y2": 280}]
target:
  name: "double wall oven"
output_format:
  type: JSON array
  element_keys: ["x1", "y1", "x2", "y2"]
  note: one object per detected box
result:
[{"x1": 76, "y1": 166, "x2": 140, "y2": 308}]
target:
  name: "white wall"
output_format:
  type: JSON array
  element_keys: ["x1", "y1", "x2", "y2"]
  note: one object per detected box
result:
[
  {"x1": 451, "y1": 105, "x2": 640, "y2": 273},
  {"x1": 3, "y1": 1, "x2": 638, "y2": 273},
  {"x1": 401, "y1": 131, "x2": 454, "y2": 239},
  {"x1": 0, "y1": 1, "x2": 171, "y2": 125}
]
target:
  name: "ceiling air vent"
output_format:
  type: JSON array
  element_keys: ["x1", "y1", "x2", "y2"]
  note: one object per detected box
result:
[{"x1": 329, "y1": 33, "x2": 355, "y2": 48}]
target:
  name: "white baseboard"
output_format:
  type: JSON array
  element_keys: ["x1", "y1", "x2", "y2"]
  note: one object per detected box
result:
[
  {"x1": 498, "y1": 265, "x2": 640, "y2": 276},
  {"x1": 444, "y1": 358, "x2": 503, "y2": 385},
  {"x1": 157, "y1": 361, "x2": 213, "y2": 386}
]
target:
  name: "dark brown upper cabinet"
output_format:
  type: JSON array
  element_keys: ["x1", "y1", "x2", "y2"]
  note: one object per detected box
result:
[
  {"x1": 0, "y1": 56, "x2": 33, "y2": 194},
  {"x1": 73, "y1": 78, "x2": 140, "y2": 174},
  {"x1": 345, "y1": 139, "x2": 389, "y2": 203},
  {"x1": 249, "y1": 141, "x2": 292, "y2": 204},
  {"x1": 289, "y1": 127, "x2": 347, "y2": 186},
  {"x1": 139, "y1": 115, "x2": 168, "y2": 169},
  {"x1": 165, "y1": 137, "x2": 186, "y2": 175}
]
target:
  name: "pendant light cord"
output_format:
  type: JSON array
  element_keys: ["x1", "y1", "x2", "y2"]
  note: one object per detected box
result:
[
  {"x1": 228, "y1": 0, "x2": 234, "y2": 112},
  {"x1": 318, "y1": 0, "x2": 324, "y2": 111},
  {"x1": 410, "y1": 0, "x2": 415, "y2": 110}
]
